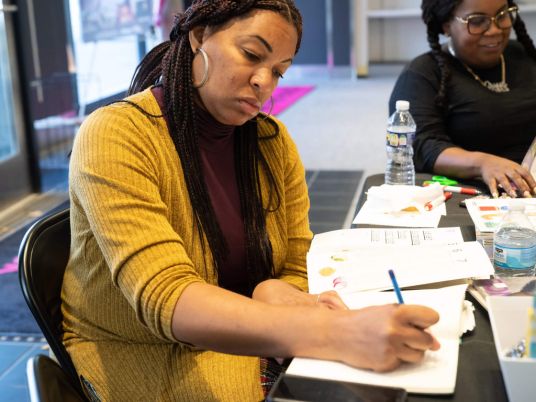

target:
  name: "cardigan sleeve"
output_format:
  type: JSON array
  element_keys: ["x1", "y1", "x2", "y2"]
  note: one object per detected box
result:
[
  {"x1": 70, "y1": 104, "x2": 204, "y2": 342},
  {"x1": 389, "y1": 55, "x2": 458, "y2": 172},
  {"x1": 274, "y1": 122, "x2": 312, "y2": 292}
]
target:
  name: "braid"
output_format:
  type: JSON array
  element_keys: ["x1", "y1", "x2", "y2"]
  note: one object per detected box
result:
[
  {"x1": 425, "y1": 24, "x2": 450, "y2": 110},
  {"x1": 235, "y1": 121, "x2": 277, "y2": 291},
  {"x1": 421, "y1": 0, "x2": 461, "y2": 110},
  {"x1": 128, "y1": 41, "x2": 171, "y2": 95},
  {"x1": 162, "y1": 33, "x2": 232, "y2": 269},
  {"x1": 510, "y1": 1, "x2": 536, "y2": 61},
  {"x1": 126, "y1": 0, "x2": 301, "y2": 295}
]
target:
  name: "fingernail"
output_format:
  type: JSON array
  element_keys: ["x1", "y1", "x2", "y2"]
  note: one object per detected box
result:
[
  {"x1": 524, "y1": 191, "x2": 532, "y2": 198},
  {"x1": 510, "y1": 191, "x2": 517, "y2": 198},
  {"x1": 533, "y1": 187, "x2": 536, "y2": 194},
  {"x1": 492, "y1": 192, "x2": 499, "y2": 199}
]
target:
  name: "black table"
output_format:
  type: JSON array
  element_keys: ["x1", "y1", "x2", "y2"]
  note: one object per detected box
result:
[{"x1": 354, "y1": 174, "x2": 508, "y2": 402}]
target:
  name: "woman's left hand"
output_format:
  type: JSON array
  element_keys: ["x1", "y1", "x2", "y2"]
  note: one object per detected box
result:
[
  {"x1": 314, "y1": 290, "x2": 348, "y2": 310},
  {"x1": 252, "y1": 279, "x2": 347, "y2": 310}
]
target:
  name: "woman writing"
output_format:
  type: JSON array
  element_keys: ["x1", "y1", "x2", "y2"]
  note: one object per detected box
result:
[
  {"x1": 390, "y1": 0, "x2": 536, "y2": 198},
  {"x1": 63, "y1": 1, "x2": 439, "y2": 400}
]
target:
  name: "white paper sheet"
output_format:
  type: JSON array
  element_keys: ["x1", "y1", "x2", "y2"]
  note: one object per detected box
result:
[
  {"x1": 353, "y1": 199, "x2": 445, "y2": 227},
  {"x1": 307, "y1": 241, "x2": 493, "y2": 294},
  {"x1": 465, "y1": 197, "x2": 536, "y2": 233},
  {"x1": 286, "y1": 285, "x2": 469, "y2": 394},
  {"x1": 365, "y1": 183, "x2": 444, "y2": 213},
  {"x1": 309, "y1": 227, "x2": 464, "y2": 254}
]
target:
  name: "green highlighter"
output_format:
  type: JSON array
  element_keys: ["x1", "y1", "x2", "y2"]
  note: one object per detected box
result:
[{"x1": 423, "y1": 175, "x2": 459, "y2": 186}]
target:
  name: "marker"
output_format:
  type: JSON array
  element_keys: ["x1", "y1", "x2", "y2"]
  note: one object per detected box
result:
[
  {"x1": 423, "y1": 182, "x2": 481, "y2": 195},
  {"x1": 388, "y1": 269, "x2": 404, "y2": 304},
  {"x1": 443, "y1": 186, "x2": 482, "y2": 195},
  {"x1": 424, "y1": 192, "x2": 453, "y2": 211}
]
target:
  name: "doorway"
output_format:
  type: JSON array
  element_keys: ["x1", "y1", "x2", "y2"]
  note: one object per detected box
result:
[{"x1": 0, "y1": 5, "x2": 32, "y2": 210}]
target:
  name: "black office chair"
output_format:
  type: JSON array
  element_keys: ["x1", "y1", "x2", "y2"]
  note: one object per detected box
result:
[
  {"x1": 18, "y1": 207, "x2": 88, "y2": 401},
  {"x1": 26, "y1": 354, "x2": 87, "y2": 402}
]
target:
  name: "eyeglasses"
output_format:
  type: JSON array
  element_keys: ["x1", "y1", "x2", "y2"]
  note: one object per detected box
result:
[{"x1": 455, "y1": 6, "x2": 518, "y2": 35}]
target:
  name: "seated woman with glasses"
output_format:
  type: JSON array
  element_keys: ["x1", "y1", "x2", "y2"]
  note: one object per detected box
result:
[{"x1": 390, "y1": 0, "x2": 536, "y2": 198}]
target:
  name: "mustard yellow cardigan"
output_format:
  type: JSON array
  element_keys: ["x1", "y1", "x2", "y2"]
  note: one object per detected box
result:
[{"x1": 62, "y1": 88, "x2": 312, "y2": 401}]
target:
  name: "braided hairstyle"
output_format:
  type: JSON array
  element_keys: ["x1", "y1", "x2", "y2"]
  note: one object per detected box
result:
[
  {"x1": 127, "y1": 0, "x2": 302, "y2": 296},
  {"x1": 421, "y1": 0, "x2": 536, "y2": 109}
]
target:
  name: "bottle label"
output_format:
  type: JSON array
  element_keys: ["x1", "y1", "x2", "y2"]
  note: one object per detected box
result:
[
  {"x1": 493, "y1": 244, "x2": 536, "y2": 269},
  {"x1": 386, "y1": 130, "x2": 415, "y2": 148}
]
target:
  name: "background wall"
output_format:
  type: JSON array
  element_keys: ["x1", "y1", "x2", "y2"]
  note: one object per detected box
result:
[
  {"x1": 296, "y1": 0, "x2": 536, "y2": 65},
  {"x1": 367, "y1": 0, "x2": 536, "y2": 62}
]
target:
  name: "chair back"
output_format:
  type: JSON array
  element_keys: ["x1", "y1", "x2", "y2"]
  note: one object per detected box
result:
[
  {"x1": 18, "y1": 207, "x2": 86, "y2": 398},
  {"x1": 26, "y1": 354, "x2": 86, "y2": 402}
]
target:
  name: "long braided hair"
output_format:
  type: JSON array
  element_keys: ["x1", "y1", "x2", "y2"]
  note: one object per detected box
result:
[
  {"x1": 126, "y1": 0, "x2": 302, "y2": 296},
  {"x1": 421, "y1": 0, "x2": 536, "y2": 109}
]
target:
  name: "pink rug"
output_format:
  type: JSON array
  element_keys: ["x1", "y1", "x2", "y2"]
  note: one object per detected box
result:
[
  {"x1": 261, "y1": 85, "x2": 314, "y2": 115},
  {"x1": 0, "y1": 256, "x2": 18, "y2": 276}
]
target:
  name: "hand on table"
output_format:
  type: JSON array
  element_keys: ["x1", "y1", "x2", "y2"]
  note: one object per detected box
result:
[
  {"x1": 314, "y1": 290, "x2": 348, "y2": 310},
  {"x1": 331, "y1": 304, "x2": 440, "y2": 372},
  {"x1": 252, "y1": 280, "x2": 347, "y2": 310},
  {"x1": 479, "y1": 154, "x2": 536, "y2": 198}
]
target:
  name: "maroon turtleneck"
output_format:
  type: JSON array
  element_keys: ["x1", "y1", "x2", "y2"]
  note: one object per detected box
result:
[{"x1": 151, "y1": 87, "x2": 248, "y2": 295}]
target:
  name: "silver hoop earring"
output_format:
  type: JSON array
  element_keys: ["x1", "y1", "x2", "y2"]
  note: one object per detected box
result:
[
  {"x1": 447, "y1": 39, "x2": 456, "y2": 57},
  {"x1": 193, "y1": 48, "x2": 209, "y2": 88},
  {"x1": 258, "y1": 96, "x2": 274, "y2": 121}
]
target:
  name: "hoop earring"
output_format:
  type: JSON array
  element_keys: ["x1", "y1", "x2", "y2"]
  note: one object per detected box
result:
[
  {"x1": 258, "y1": 96, "x2": 274, "y2": 121},
  {"x1": 447, "y1": 39, "x2": 456, "y2": 57},
  {"x1": 193, "y1": 48, "x2": 209, "y2": 88}
]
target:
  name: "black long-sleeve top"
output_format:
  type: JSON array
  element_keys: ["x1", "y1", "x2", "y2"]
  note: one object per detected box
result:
[{"x1": 389, "y1": 41, "x2": 536, "y2": 173}]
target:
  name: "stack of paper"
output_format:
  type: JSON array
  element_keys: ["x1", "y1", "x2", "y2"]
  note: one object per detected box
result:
[
  {"x1": 287, "y1": 285, "x2": 469, "y2": 394},
  {"x1": 297, "y1": 227, "x2": 495, "y2": 394},
  {"x1": 307, "y1": 228, "x2": 494, "y2": 295}
]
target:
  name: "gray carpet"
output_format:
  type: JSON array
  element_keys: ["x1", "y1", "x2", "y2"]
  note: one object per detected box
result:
[{"x1": 306, "y1": 170, "x2": 363, "y2": 234}]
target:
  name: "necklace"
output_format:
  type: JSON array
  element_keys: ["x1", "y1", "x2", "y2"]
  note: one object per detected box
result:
[{"x1": 447, "y1": 42, "x2": 510, "y2": 93}]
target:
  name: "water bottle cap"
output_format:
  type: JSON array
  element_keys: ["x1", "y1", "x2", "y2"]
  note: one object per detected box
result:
[{"x1": 395, "y1": 100, "x2": 410, "y2": 111}]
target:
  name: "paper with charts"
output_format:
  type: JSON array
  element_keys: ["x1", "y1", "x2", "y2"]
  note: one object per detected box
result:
[
  {"x1": 307, "y1": 228, "x2": 493, "y2": 295},
  {"x1": 309, "y1": 227, "x2": 464, "y2": 253},
  {"x1": 286, "y1": 285, "x2": 468, "y2": 394},
  {"x1": 465, "y1": 198, "x2": 536, "y2": 233}
]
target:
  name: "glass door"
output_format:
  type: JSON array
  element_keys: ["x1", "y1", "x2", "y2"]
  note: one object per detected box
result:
[{"x1": 0, "y1": 3, "x2": 32, "y2": 209}]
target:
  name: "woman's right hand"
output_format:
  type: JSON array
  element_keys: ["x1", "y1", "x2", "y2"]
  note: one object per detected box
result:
[
  {"x1": 434, "y1": 148, "x2": 536, "y2": 198},
  {"x1": 330, "y1": 304, "x2": 440, "y2": 372},
  {"x1": 478, "y1": 153, "x2": 536, "y2": 198}
]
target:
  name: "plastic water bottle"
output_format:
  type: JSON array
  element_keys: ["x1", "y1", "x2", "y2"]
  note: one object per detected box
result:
[
  {"x1": 493, "y1": 204, "x2": 536, "y2": 277},
  {"x1": 385, "y1": 100, "x2": 416, "y2": 185}
]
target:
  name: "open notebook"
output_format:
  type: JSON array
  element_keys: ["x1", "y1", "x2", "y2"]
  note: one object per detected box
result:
[{"x1": 286, "y1": 285, "x2": 469, "y2": 394}]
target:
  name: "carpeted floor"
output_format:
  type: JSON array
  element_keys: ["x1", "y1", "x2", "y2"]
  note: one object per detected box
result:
[
  {"x1": 0, "y1": 170, "x2": 361, "y2": 335},
  {"x1": 0, "y1": 222, "x2": 42, "y2": 335},
  {"x1": 0, "y1": 200, "x2": 71, "y2": 335}
]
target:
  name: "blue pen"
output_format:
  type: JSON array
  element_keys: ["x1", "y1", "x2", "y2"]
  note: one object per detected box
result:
[{"x1": 388, "y1": 269, "x2": 405, "y2": 304}]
